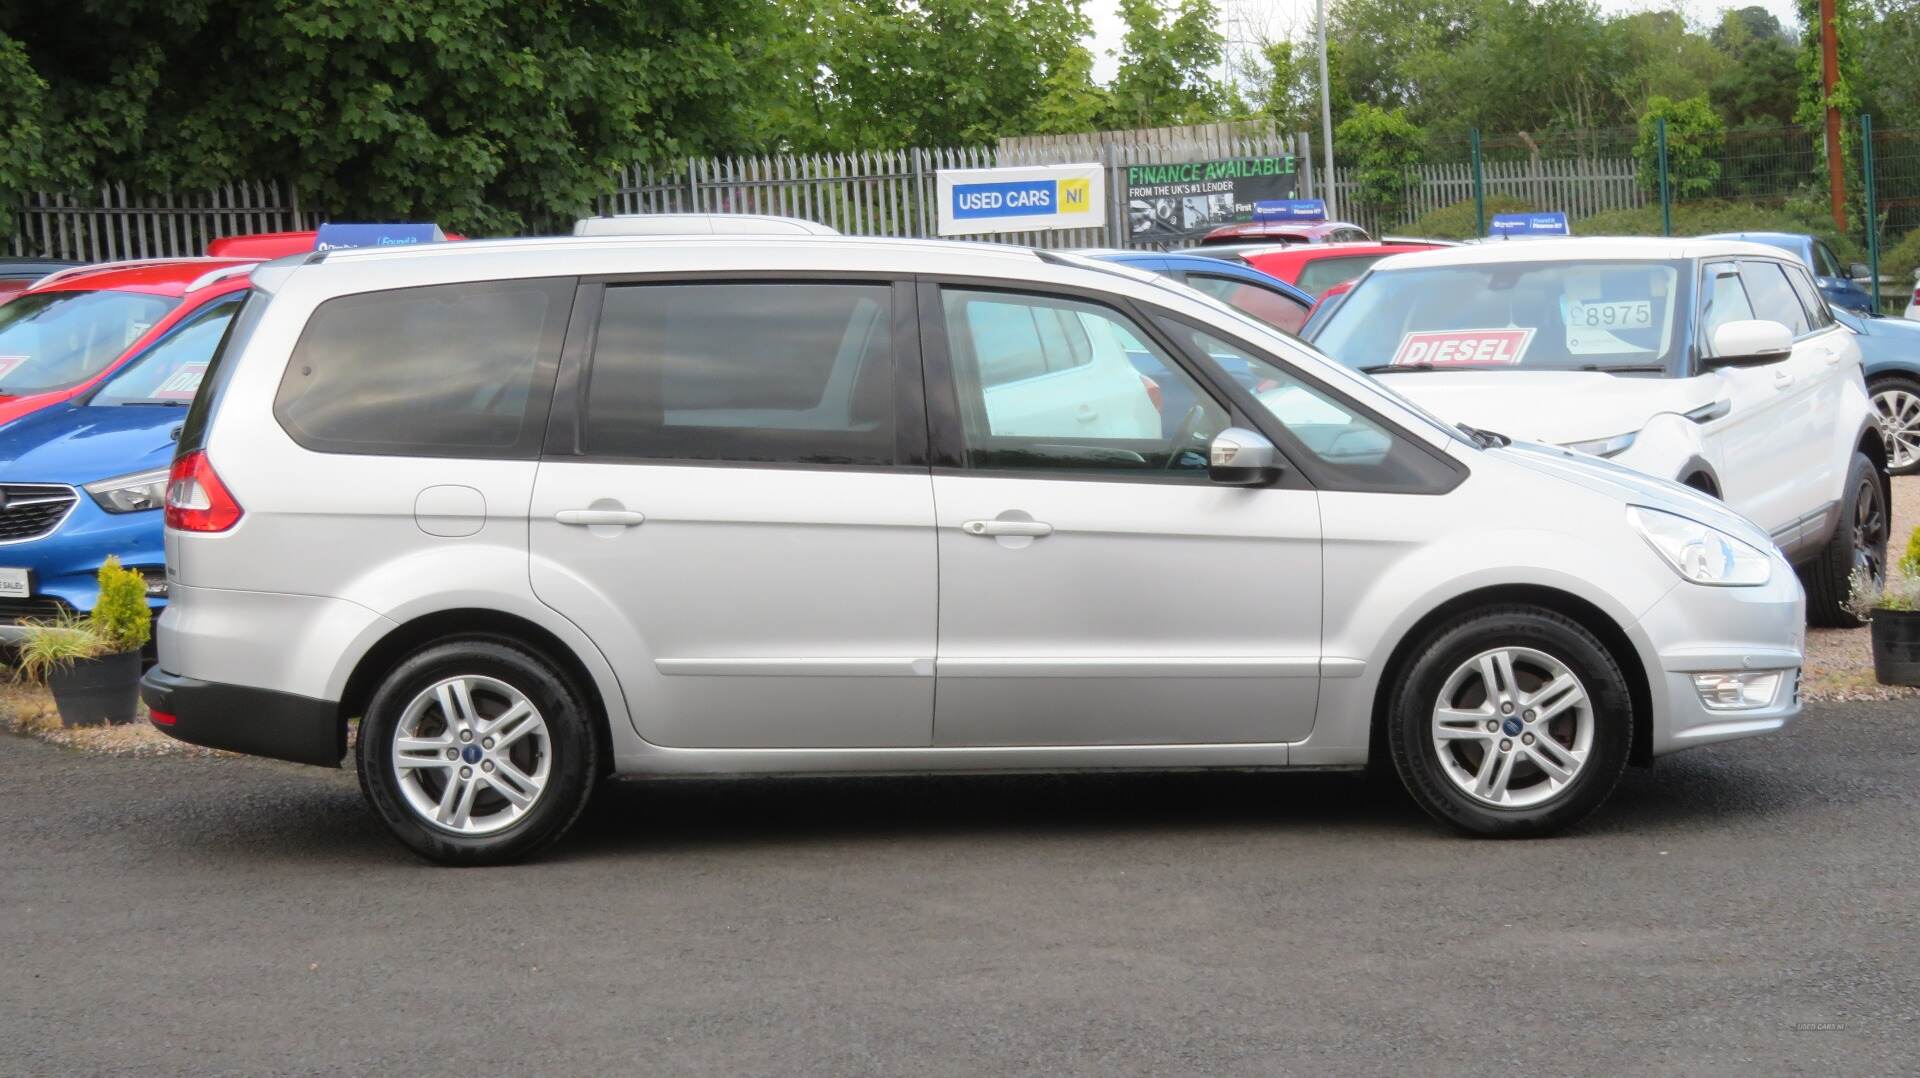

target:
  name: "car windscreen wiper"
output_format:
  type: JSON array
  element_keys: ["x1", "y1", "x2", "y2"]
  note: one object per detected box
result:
[
  {"x1": 1359, "y1": 361, "x2": 1439, "y2": 374},
  {"x1": 109, "y1": 399, "x2": 189, "y2": 407},
  {"x1": 1576, "y1": 363, "x2": 1669, "y2": 373},
  {"x1": 1457, "y1": 423, "x2": 1511, "y2": 449}
]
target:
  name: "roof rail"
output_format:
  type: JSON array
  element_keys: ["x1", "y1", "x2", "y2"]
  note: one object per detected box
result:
[
  {"x1": 185, "y1": 262, "x2": 259, "y2": 293},
  {"x1": 28, "y1": 255, "x2": 236, "y2": 291}
]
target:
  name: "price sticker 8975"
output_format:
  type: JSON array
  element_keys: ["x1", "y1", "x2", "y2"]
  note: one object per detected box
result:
[{"x1": 1567, "y1": 299, "x2": 1652, "y2": 329}]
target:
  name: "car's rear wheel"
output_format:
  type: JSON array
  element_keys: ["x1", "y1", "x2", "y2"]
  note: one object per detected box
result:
[
  {"x1": 357, "y1": 639, "x2": 598, "y2": 865},
  {"x1": 1869, "y1": 375, "x2": 1920, "y2": 476},
  {"x1": 1803, "y1": 451, "x2": 1888, "y2": 628},
  {"x1": 1387, "y1": 606, "x2": 1632, "y2": 837}
]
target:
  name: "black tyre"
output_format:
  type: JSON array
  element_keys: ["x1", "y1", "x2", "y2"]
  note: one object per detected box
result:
[
  {"x1": 1387, "y1": 606, "x2": 1633, "y2": 837},
  {"x1": 356, "y1": 639, "x2": 598, "y2": 865},
  {"x1": 1869, "y1": 374, "x2": 1920, "y2": 477},
  {"x1": 1803, "y1": 451, "x2": 1889, "y2": 629}
]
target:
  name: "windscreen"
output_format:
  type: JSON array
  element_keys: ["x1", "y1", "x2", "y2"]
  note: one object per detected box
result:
[
  {"x1": 92, "y1": 294, "x2": 243, "y2": 407},
  {"x1": 0, "y1": 289, "x2": 179, "y2": 394},
  {"x1": 1311, "y1": 259, "x2": 1691, "y2": 374}
]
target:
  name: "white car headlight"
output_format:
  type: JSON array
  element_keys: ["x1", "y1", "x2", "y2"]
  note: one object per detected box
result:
[
  {"x1": 1627, "y1": 505, "x2": 1772, "y2": 586},
  {"x1": 1563, "y1": 431, "x2": 1637, "y2": 458},
  {"x1": 84, "y1": 467, "x2": 171, "y2": 514}
]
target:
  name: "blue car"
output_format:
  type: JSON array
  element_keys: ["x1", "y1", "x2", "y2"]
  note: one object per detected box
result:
[
  {"x1": 1088, "y1": 250, "x2": 1316, "y2": 336},
  {"x1": 0, "y1": 290, "x2": 243, "y2": 636},
  {"x1": 1704, "y1": 231, "x2": 1877, "y2": 314},
  {"x1": 1087, "y1": 250, "x2": 1317, "y2": 436}
]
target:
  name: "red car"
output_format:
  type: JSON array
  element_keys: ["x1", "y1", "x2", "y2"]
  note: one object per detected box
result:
[
  {"x1": 1197, "y1": 219, "x2": 1371, "y2": 246},
  {"x1": 1201, "y1": 241, "x2": 1449, "y2": 296},
  {"x1": 0, "y1": 258, "x2": 261, "y2": 427}
]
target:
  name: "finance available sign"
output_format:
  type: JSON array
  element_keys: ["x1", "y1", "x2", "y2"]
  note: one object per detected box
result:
[
  {"x1": 1124, "y1": 155, "x2": 1299, "y2": 242},
  {"x1": 937, "y1": 164, "x2": 1106, "y2": 236}
]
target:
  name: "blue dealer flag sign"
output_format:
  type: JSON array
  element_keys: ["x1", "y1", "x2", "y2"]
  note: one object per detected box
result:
[
  {"x1": 313, "y1": 223, "x2": 448, "y2": 251},
  {"x1": 1252, "y1": 198, "x2": 1325, "y2": 222},
  {"x1": 937, "y1": 164, "x2": 1106, "y2": 236},
  {"x1": 1489, "y1": 212, "x2": 1570, "y2": 238}
]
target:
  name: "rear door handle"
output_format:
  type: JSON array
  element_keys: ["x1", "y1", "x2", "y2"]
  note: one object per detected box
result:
[
  {"x1": 961, "y1": 519, "x2": 1053, "y2": 538},
  {"x1": 555, "y1": 509, "x2": 646, "y2": 527}
]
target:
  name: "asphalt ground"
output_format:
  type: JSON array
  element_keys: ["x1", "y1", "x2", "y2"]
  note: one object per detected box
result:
[{"x1": 2, "y1": 700, "x2": 1916, "y2": 1076}]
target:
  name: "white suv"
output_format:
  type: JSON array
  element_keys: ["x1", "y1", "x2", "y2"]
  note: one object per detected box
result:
[
  {"x1": 144, "y1": 236, "x2": 1805, "y2": 863},
  {"x1": 1308, "y1": 238, "x2": 1890, "y2": 626}
]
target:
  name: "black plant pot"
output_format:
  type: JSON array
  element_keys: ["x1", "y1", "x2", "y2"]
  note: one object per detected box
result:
[
  {"x1": 47, "y1": 649, "x2": 143, "y2": 727},
  {"x1": 1870, "y1": 608, "x2": 1920, "y2": 688}
]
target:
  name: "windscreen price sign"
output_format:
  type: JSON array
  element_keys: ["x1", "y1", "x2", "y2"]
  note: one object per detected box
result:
[{"x1": 937, "y1": 164, "x2": 1106, "y2": 236}]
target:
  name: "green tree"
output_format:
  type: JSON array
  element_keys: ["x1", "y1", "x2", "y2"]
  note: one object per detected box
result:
[
  {"x1": 753, "y1": 0, "x2": 1100, "y2": 149},
  {"x1": 1605, "y1": 11, "x2": 1731, "y2": 118},
  {"x1": 1108, "y1": 0, "x2": 1230, "y2": 129},
  {"x1": 1855, "y1": 0, "x2": 1920, "y2": 128},
  {"x1": 1, "y1": 1, "x2": 763, "y2": 234},
  {"x1": 1635, "y1": 95, "x2": 1726, "y2": 199},
  {"x1": 1335, "y1": 103, "x2": 1423, "y2": 223}
]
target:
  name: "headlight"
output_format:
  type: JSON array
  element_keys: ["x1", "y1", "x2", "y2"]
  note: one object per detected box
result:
[
  {"x1": 84, "y1": 467, "x2": 170, "y2": 514},
  {"x1": 1563, "y1": 431, "x2": 1637, "y2": 458},
  {"x1": 1627, "y1": 506, "x2": 1772, "y2": 586}
]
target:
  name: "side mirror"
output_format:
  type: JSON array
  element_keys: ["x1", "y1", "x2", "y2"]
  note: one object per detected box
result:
[
  {"x1": 1208, "y1": 427, "x2": 1284, "y2": 486},
  {"x1": 1849, "y1": 262, "x2": 1871, "y2": 280},
  {"x1": 1707, "y1": 319, "x2": 1793, "y2": 368}
]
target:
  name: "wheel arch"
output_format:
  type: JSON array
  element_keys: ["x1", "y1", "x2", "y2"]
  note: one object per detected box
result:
[
  {"x1": 1856, "y1": 422, "x2": 1891, "y2": 508},
  {"x1": 337, "y1": 608, "x2": 615, "y2": 775},
  {"x1": 1368, "y1": 583, "x2": 1656, "y2": 767},
  {"x1": 1676, "y1": 454, "x2": 1721, "y2": 497}
]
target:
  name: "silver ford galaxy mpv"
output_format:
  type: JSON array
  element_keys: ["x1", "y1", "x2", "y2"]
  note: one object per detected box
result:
[{"x1": 143, "y1": 235, "x2": 1806, "y2": 864}]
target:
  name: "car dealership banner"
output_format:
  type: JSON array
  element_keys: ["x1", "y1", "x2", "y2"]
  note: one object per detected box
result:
[
  {"x1": 936, "y1": 164, "x2": 1107, "y2": 236},
  {"x1": 1124, "y1": 155, "x2": 1299, "y2": 242}
]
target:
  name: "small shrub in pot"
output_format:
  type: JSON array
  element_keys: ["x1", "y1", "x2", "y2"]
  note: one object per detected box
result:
[
  {"x1": 1846, "y1": 528, "x2": 1920, "y2": 688},
  {"x1": 11, "y1": 558, "x2": 152, "y2": 726}
]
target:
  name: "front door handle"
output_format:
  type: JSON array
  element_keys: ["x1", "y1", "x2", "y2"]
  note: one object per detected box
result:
[
  {"x1": 962, "y1": 519, "x2": 1053, "y2": 538},
  {"x1": 556, "y1": 509, "x2": 646, "y2": 527},
  {"x1": 1773, "y1": 370, "x2": 1795, "y2": 388}
]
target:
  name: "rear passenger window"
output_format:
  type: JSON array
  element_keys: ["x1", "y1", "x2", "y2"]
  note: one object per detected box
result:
[
  {"x1": 582, "y1": 282, "x2": 896, "y2": 466},
  {"x1": 1739, "y1": 261, "x2": 1811, "y2": 336},
  {"x1": 1784, "y1": 264, "x2": 1835, "y2": 328},
  {"x1": 275, "y1": 278, "x2": 573, "y2": 457}
]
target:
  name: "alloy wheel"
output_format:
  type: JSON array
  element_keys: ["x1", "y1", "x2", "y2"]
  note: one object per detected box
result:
[
  {"x1": 1852, "y1": 472, "x2": 1889, "y2": 584},
  {"x1": 1431, "y1": 647, "x2": 1593, "y2": 809},
  {"x1": 1872, "y1": 387, "x2": 1920, "y2": 472},
  {"x1": 390, "y1": 675, "x2": 552, "y2": 835}
]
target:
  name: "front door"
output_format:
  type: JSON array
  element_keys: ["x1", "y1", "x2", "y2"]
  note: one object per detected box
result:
[
  {"x1": 922, "y1": 283, "x2": 1323, "y2": 747},
  {"x1": 529, "y1": 278, "x2": 936, "y2": 750},
  {"x1": 1697, "y1": 261, "x2": 1803, "y2": 535}
]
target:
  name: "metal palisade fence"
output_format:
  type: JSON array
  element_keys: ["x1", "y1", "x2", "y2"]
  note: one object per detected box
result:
[
  {"x1": 596, "y1": 127, "x2": 1312, "y2": 251},
  {"x1": 8, "y1": 181, "x2": 316, "y2": 261},
  {"x1": 10, "y1": 123, "x2": 1920, "y2": 259}
]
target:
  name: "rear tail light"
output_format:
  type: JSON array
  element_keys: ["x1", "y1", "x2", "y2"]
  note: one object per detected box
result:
[
  {"x1": 148, "y1": 710, "x2": 177, "y2": 727},
  {"x1": 164, "y1": 450, "x2": 243, "y2": 532}
]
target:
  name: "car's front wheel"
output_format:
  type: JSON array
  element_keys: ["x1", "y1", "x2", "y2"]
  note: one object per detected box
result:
[
  {"x1": 356, "y1": 639, "x2": 598, "y2": 865},
  {"x1": 1387, "y1": 606, "x2": 1633, "y2": 837},
  {"x1": 1870, "y1": 374, "x2": 1920, "y2": 476}
]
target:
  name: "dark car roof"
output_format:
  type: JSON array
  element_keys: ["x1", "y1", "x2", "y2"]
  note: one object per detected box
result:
[
  {"x1": 1089, "y1": 250, "x2": 1315, "y2": 306},
  {"x1": 0, "y1": 258, "x2": 81, "y2": 279}
]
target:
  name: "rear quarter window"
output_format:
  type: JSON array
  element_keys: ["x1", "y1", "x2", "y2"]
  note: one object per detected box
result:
[{"x1": 274, "y1": 278, "x2": 574, "y2": 458}]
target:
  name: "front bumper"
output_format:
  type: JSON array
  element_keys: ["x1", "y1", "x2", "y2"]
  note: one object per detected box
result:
[
  {"x1": 141, "y1": 667, "x2": 344, "y2": 767},
  {"x1": 0, "y1": 496, "x2": 164, "y2": 639},
  {"x1": 1637, "y1": 563, "x2": 1805, "y2": 756}
]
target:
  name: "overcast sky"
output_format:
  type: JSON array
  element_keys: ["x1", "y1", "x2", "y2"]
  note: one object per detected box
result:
[{"x1": 1084, "y1": 0, "x2": 1806, "y2": 84}]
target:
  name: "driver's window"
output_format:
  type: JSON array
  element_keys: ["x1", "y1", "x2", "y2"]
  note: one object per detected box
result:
[{"x1": 940, "y1": 288, "x2": 1228, "y2": 476}]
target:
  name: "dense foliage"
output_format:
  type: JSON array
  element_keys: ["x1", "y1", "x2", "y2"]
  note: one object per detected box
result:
[
  {"x1": 0, "y1": 0, "x2": 758, "y2": 233},
  {"x1": 1336, "y1": 104, "x2": 1423, "y2": 221},
  {"x1": 1635, "y1": 96, "x2": 1727, "y2": 199},
  {"x1": 2, "y1": 0, "x2": 1918, "y2": 237}
]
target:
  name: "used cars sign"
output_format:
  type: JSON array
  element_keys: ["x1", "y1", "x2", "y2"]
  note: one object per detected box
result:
[{"x1": 937, "y1": 164, "x2": 1105, "y2": 236}]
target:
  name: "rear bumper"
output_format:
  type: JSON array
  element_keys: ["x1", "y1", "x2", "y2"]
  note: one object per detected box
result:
[{"x1": 140, "y1": 667, "x2": 343, "y2": 767}]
